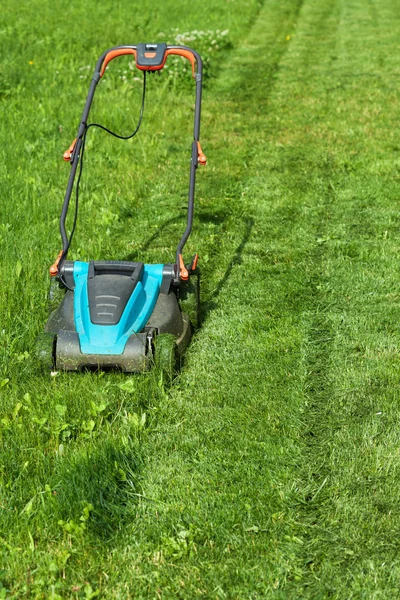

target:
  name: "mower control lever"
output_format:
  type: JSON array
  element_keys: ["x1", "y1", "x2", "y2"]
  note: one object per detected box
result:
[
  {"x1": 63, "y1": 138, "x2": 77, "y2": 162},
  {"x1": 186, "y1": 254, "x2": 199, "y2": 273}
]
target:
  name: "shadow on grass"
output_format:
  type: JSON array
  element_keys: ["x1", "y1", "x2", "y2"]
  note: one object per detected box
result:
[
  {"x1": 122, "y1": 211, "x2": 253, "y2": 329},
  {"x1": 123, "y1": 208, "x2": 233, "y2": 262},
  {"x1": 201, "y1": 216, "x2": 254, "y2": 318},
  {"x1": 52, "y1": 438, "x2": 143, "y2": 541},
  {"x1": 123, "y1": 216, "x2": 179, "y2": 261}
]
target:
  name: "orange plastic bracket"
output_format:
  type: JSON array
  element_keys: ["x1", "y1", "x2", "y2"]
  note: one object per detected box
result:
[
  {"x1": 63, "y1": 138, "x2": 77, "y2": 162},
  {"x1": 178, "y1": 254, "x2": 189, "y2": 281},
  {"x1": 197, "y1": 142, "x2": 207, "y2": 165},
  {"x1": 49, "y1": 250, "x2": 63, "y2": 277},
  {"x1": 100, "y1": 48, "x2": 137, "y2": 77}
]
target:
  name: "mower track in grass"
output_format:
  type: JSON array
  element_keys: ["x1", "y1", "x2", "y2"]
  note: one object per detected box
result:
[
  {"x1": 268, "y1": 0, "x2": 400, "y2": 597},
  {"x1": 2, "y1": 0, "x2": 400, "y2": 597}
]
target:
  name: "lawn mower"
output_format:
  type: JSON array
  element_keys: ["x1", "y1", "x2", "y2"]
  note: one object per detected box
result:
[{"x1": 41, "y1": 43, "x2": 206, "y2": 372}]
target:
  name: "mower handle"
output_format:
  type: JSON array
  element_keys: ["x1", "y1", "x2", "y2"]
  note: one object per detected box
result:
[
  {"x1": 54, "y1": 44, "x2": 204, "y2": 283},
  {"x1": 99, "y1": 45, "x2": 198, "y2": 78}
]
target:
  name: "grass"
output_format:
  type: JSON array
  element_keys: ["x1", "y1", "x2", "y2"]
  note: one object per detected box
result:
[{"x1": 2, "y1": 0, "x2": 400, "y2": 597}]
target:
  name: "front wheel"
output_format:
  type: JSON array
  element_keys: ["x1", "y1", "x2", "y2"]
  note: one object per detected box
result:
[
  {"x1": 33, "y1": 332, "x2": 56, "y2": 372},
  {"x1": 47, "y1": 278, "x2": 66, "y2": 313}
]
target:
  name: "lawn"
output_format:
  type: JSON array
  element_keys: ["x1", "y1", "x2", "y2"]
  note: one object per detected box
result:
[{"x1": 2, "y1": 0, "x2": 400, "y2": 597}]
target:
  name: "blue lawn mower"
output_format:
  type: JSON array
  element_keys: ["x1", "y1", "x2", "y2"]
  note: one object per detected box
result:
[{"x1": 42, "y1": 43, "x2": 206, "y2": 372}]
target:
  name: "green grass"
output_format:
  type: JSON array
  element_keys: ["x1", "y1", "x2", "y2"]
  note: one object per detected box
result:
[{"x1": 2, "y1": 0, "x2": 400, "y2": 597}]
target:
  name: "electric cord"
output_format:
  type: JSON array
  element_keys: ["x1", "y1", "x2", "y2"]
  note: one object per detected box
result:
[{"x1": 59, "y1": 70, "x2": 147, "y2": 290}]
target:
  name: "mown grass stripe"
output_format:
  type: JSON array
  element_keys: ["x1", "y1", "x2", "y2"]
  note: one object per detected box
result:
[{"x1": 271, "y1": 0, "x2": 400, "y2": 596}]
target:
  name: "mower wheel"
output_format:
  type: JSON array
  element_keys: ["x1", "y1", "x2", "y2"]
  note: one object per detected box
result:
[
  {"x1": 47, "y1": 278, "x2": 66, "y2": 313},
  {"x1": 154, "y1": 333, "x2": 176, "y2": 383},
  {"x1": 34, "y1": 332, "x2": 56, "y2": 372},
  {"x1": 179, "y1": 269, "x2": 200, "y2": 329}
]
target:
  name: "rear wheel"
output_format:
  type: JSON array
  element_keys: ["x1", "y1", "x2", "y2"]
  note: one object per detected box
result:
[
  {"x1": 179, "y1": 269, "x2": 200, "y2": 329},
  {"x1": 154, "y1": 333, "x2": 176, "y2": 383}
]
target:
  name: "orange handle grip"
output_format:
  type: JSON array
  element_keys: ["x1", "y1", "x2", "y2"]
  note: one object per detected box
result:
[
  {"x1": 165, "y1": 48, "x2": 197, "y2": 78},
  {"x1": 100, "y1": 47, "x2": 197, "y2": 78},
  {"x1": 100, "y1": 48, "x2": 137, "y2": 77}
]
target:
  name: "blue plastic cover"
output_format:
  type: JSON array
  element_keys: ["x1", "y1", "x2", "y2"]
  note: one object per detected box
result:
[{"x1": 73, "y1": 261, "x2": 163, "y2": 355}]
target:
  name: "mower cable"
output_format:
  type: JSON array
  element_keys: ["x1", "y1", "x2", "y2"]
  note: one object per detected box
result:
[{"x1": 59, "y1": 71, "x2": 147, "y2": 291}]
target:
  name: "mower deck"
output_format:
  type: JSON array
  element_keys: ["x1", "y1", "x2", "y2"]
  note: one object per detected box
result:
[{"x1": 45, "y1": 260, "x2": 191, "y2": 371}]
